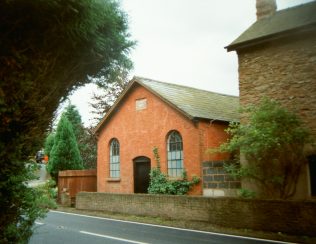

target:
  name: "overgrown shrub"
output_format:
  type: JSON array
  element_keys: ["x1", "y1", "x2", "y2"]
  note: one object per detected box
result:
[
  {"x1": 148, "y1": 147, "x2": 200, "y2": 195},
  {"x1": 35, "y1": 179, "x2": 58, "y2": 209},
  {"x1": 219, "y1": 98, "x2": 313, "y2": 199}
]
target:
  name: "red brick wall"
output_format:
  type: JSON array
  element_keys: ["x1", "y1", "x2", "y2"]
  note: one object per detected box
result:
[{"x1": 97, "y1": 84, "x2": 230, "y2": 195}]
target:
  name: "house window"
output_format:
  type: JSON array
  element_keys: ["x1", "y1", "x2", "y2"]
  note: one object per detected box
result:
[
  {"x1": 167, "y1": 130, "x2": 183, "y2": 177},
  {"x1": 110, "y1": 138, "x2": 120, "y2": 178}
]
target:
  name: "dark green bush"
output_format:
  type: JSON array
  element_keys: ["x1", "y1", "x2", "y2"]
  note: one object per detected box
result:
[{"x1": 148, "y1": 147, "x2": 200, "y2": 195}]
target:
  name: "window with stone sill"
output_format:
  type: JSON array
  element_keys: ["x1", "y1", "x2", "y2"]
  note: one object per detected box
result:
[
  {"x1": 167, "y1": 130, "x2": 184, "y2": 177},
  {"x1": 109, "y1": 138, "x2": 120, "y2": 178}
]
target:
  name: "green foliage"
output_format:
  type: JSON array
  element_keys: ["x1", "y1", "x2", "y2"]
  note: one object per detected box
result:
[
  {"x1": 0, "y1": 162, "x2": 51, "y2": 243},
  {"x1": 219, "y1": 98, "x2": 312, "y2": 199},
  {"x1": 148, "y1": 147, "x2": 200, "y2": 195},
  {"x1": 47, "y1": 114, "x2": 83, "y2": 181},
  {"x1": 63, "y1": 104, "x2": 84, "y2": 139},
  {"x1": 44, "y1": 133, "x2": 55, "y2": 158},
  {"x1": 34, "y1": 179, "x2": 58, "y2": 209},
  {"x1": 78, "y1": 127, "x2": 97, "y2": 169},
  {"x1": 0, "y1": 0, "x2": 133, "y2": 241},
  {"x1": 238, "y1": 188, "x2": 256, "y2": 199},
  {"x1": 63, "y1": 104, "x2": 97, "y2": 168}
]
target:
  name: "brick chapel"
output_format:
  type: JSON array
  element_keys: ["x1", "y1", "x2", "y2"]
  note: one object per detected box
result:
[{"x1": 95, "y1": 77, "x2": 240, "y2": 196}]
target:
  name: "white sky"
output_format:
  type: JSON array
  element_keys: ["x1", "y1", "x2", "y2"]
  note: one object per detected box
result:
[{"x1": 69, "y1": 0, "x2": 313, "y2": 127}]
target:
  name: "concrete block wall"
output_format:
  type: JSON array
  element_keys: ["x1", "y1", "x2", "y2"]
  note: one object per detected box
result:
[
  {"x1": 202, "y1": 161, "x2": 240, "y2": 197},
  {"x1": 76, "y1": 192, "x2": 316, "y2": 236}
]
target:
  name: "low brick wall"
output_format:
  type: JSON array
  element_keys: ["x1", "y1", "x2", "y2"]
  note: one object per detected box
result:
[
  {"x1": 58, "y1": 170, "x2": 96, "y2": 204},
  {"x1": 76, "y1": 192, "x2": 316, "y2": 236}
]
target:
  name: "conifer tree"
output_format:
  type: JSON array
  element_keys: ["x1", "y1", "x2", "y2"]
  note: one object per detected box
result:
[
  {"x1": 63, "y1": 104, "x2": 97, "y2": 168},
  {"x1": 63, "y1": 104, "x2": 84, "y2": 139},
  {"x1": 47, "y1": 114, "x2": 83, "y2": 182},
  {"x1": 44, "y1": 133, "x2": 55, "y2": 158}
]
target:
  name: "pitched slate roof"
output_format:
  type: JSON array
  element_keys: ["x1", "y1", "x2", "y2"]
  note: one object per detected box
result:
[
  {"x1": 94, "y1": 77, "x2": 239, "y2": 133},
  {"x1": 226, "y1": 1, "x2": 316, "y2": 51}
]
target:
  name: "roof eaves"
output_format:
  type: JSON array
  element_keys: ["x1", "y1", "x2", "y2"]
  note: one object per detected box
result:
[{"x1": 226, "y1": 23, "x2": 316, "y2": 52}]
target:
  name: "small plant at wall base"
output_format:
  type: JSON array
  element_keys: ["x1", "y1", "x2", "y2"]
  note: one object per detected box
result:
[
  {"x1": 148, "y1": 147, "x2": 200, "y2": 195},
  {"x1": 219, "y1": 98, "x2": 313, "y2": 199}
]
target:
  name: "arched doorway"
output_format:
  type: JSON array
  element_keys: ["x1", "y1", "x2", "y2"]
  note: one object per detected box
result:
[{"x1": 133, "y1": 156, "x2": 151, "y2": 193}]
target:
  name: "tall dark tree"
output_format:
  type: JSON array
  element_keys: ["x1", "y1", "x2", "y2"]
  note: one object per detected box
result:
[
  {"x1": 0, "y1": 0, "x2": 134, "y2": 242},
  {"x1": 63, "y1": 104, "x2": 97, "y2": 168},
  {"x1": 47, "y1": 114, "x2": 83, "y2": 181},
  {"x1": 79, "y1": 127, "x2": 98, "y2": 169},
  {"x1": 63, "y1": 104, "x2": 84, "y2": 139},
  {"x1": 44, "y1": 132, "x2": 55, "y2": 159}
]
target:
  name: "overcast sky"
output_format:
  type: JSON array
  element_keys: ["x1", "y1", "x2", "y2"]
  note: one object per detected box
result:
[{"x1": 69, "y1": 0, "x2": 313, "y2": 126}]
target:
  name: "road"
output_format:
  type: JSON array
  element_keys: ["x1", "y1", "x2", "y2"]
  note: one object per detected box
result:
[{"x1": 29, "y1": 211, "x2": 291, "y2": 244}]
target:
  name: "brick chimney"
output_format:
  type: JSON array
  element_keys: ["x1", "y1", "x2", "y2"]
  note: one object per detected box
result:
[{"x1": 256, "y1": 0, "x2": 277, "y2": 20}]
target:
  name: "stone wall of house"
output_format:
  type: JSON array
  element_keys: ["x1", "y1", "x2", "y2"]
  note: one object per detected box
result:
[
  {"x1": 236, "y1": 32, "x2": 316, "y2": 198},
  {"x1": 202, "y1": 161, "x2": 240, "y2": 197},
  {"x1": 237, "y1": 32, "x2": 316, "y2": 139},
  {"x1": 76, "y1": 192, "x2": 316, "y2": 236}
]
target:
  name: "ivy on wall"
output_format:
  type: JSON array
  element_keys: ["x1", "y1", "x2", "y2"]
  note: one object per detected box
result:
[{"x1": 148, "y1": 147, "x2": 200, "y2": 195}]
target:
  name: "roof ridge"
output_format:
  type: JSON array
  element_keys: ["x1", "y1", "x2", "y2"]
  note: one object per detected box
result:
[{"x1": 134, "y1": 76, "x2": 238, "y2": 98}]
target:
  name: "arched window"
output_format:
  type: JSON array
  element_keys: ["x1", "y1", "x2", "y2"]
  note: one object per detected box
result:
[
  {"x1": 167, "y1": 131, "x2": 183, "y2": 177},
  {"x1": 110, "y1": 138, "x2": 120, "y2": 178}
]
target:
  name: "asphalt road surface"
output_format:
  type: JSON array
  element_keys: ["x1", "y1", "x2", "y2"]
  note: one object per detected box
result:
[{"x1": 29, "y1": 211, "x2": 291, "y2": 244}]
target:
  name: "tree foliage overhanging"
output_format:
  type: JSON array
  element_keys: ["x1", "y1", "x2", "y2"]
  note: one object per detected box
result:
[
  {"x1": 0, "y1": 0, "x2": 134, "y2": 242},
  {"x1": 220, "y1": 98, "x2": 313, "y2": 199}
]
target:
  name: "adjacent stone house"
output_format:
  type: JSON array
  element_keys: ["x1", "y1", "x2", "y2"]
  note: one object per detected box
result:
[
  {"x1": 226, "y1": 0, "x2": 316, "y2": 198},
  {"x1": 94, "y1": 77, "x2": 240, "y2": 196}
]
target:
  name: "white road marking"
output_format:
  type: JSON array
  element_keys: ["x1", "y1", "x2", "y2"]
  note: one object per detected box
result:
[
  {"x1": 51, "y1": 210, "x2": 294, "y2": 244},
  {"x1": 80, "y1": 230, "x2": 149, "y2": 244}
]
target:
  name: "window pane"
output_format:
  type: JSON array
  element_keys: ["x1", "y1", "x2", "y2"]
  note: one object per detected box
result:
[
  {"x1": 167, "y1": 131, "x2": 183, "y2": 176},
  {"x1": 171, "y1": 151, "x2": 176, "y2": 160},
  {"x1": 110, "y1": 139, "x2": 120, "y2": 178},
  {"x1": 168, "y1": 161, "x2": 172, "y2": 168},
  {"x1": 177, "y1": 160, "x2": 182, "y2": 169}
]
